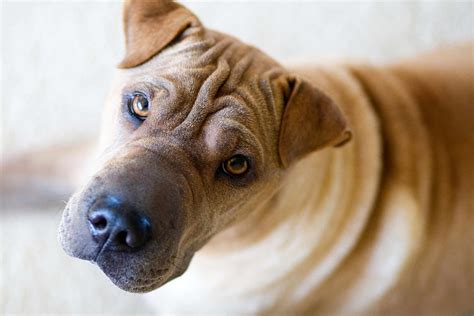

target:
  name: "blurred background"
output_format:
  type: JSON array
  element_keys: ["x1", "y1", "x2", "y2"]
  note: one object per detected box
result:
[{"x1": 1, "y1": 1, "x2": 473, "y2": 314}]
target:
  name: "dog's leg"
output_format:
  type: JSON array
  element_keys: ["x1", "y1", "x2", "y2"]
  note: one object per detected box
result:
[{"x1": 1, "y1": 140, "x2": 95, "y2": 210}]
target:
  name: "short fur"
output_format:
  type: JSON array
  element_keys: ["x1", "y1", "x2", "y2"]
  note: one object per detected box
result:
[{"x1": 2, "y1": 1, "x2": 472, "y2": 315}]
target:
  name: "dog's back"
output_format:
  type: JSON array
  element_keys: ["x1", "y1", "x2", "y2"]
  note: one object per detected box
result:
[
  {"x1": 288, "y1": 43, "x2": 474, "y2": 314},
  {"x1": 272, "y1": 43, "x2": 473, "y2": 314},
  {"x1": 352, "y1": 43, "x2": 473, "y2": 314}
]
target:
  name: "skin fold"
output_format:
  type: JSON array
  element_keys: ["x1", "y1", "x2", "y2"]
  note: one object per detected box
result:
[{"x1": 1, "y1": 1, "x2": 472, "y2": 315}]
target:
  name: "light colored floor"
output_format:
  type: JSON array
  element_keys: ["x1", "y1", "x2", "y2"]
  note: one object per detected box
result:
[{"x1": 1, "y1": 208, "x2": 152, "y2": 315}]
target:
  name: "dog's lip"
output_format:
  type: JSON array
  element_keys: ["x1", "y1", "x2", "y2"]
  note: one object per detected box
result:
[
  {"x1": 95, "y1": 261, "x2": 174, "y2": 293},
  {"x1": 112, "y1": 275, "x2": 169, "y2": 293},
  {"x1": 91, "y1": 247, "x2": 175, "y2": 287},
  {"x1": 92, "y1": 255, "x2": 172, "y2": 277}
]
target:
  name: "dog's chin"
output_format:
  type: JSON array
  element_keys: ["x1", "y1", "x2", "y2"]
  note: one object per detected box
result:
[
  {"x1": 94, "y1": 251, "x2": 194, "y2": 293},
  {"x1": 105, "y1": 268, "x2": 171, "y2": 293},
  {"x1": 96, "y1": 258, "x2": 173, "y2": 293}
]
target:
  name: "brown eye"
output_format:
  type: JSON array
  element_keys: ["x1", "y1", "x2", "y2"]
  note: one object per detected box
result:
[
  {"x1": 222, "y1": 155, "x2": 249, "y2": 176},
  {"x1": 129, "y1": 94, "x2": 149, "y2": 120}
]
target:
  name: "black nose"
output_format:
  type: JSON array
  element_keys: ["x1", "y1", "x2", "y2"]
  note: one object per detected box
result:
[{"x1": 88, "y1": 197, "x2": 152, "y2": 251}]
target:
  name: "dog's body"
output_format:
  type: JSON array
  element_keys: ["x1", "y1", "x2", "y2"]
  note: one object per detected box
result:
[
  {"x1": 2, "y1": 1, "x2": 472, "y2": 315},
  {"x1": 142, "y1": 43, "x2": 474, "y2": 315}
]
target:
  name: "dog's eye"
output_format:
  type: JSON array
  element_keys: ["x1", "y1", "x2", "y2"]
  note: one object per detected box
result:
[
  {"x1": 129, "y1": 94, "x2": 149, "y2": 120},
  {"x1": 222, "y1": 155, "x2": 249, "y2": 177}
]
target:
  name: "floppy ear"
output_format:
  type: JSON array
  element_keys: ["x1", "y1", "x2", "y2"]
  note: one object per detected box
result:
[
  {"x1": 278, "y1": 77, "x2": 352, "y2": 167},
  {"x1": 118, "y1": 0, "x2": 202, "y2": 68}
]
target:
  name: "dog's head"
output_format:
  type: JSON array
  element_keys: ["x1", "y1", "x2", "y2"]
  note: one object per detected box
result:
[{"x1": 59, "y1": 0, "x2": 351, "y2": 293}]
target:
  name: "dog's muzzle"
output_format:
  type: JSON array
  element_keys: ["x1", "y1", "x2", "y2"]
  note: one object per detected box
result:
[{"x1": 58, "y1": 148, "x2": 194, "y2": 292}]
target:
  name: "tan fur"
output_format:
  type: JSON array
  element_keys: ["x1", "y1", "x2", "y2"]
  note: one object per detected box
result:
[
  {"x1": 2, "y1": 1, "x2": 472, "y2": 314},
  {"x1": 119, "y1": 0, "x2": 201, "y2": 68},
  {"x1": 279, "y1": 77, "x2": 351, "y2": 167},
  {"x1": 144, "y1": 45, "x2": 473, "y2": 315}
]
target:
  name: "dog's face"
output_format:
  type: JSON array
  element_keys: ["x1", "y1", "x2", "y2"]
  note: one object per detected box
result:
[{"x1": 59, "y1": 0, "x2": 351, "y2": 293}]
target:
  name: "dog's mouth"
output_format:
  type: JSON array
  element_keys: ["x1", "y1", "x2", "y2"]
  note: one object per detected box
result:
[
  {"x1": 96, "y1": 258, "x2": 174, "y2": 293},
  {"x1": 57, "y1": 150, "x2": 198, "y2": 294},
  {"x1": 59, "y1": 198, "x2": 184, "y2": 293},
  {"x1": 92, "y1": 248, "x2": 194, "y2": 293},
  {"x1": 89, "y1": 240, "x2": 178, "y2": 292}
]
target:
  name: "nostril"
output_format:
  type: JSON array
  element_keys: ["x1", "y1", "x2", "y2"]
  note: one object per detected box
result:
[
  {"x1": 116, "y1": 230, "x2": 128, "y2": 245},
  {"x1": 90, "y1": 214, "x2": 108, "y2": 231},
  {"x1": 111, "y1": 214, "x2": 152, "y2": 249}
]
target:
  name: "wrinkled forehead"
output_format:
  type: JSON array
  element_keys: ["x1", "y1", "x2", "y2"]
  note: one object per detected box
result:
[{"x1": 104, "y1": 31, "x2": 288, "y2": 159}]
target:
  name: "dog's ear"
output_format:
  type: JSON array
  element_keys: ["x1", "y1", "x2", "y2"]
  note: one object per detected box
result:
[
  {"x1": 278, "y1": 77, "x2": 352, "y2": 167},
  {"x1": 118, "y1": 0, "x2": 202, "y2": 68}
]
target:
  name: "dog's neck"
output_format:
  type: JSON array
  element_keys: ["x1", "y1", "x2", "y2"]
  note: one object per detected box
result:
[{"x1": 180, "y1": 64, "x2": 384, "y2": 312}]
